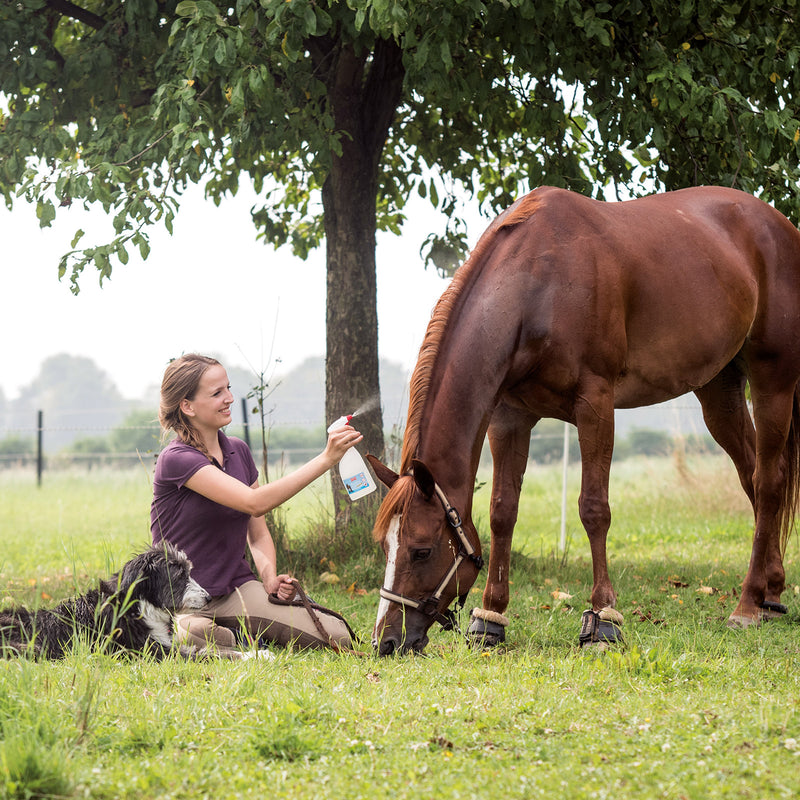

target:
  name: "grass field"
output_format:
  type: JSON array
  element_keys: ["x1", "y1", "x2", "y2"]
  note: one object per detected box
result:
[{"x1": 1, "y1": 455, "x2": 799, "y2": 799}]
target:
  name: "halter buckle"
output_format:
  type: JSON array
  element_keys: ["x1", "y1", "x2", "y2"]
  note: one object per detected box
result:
[{"x1": 446, "y1": 506, "x2": 462, "y2": 529}]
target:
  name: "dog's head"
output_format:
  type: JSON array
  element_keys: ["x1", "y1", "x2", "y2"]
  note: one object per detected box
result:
[{"x1": 117, "y1": 542, "x2": 209, "y2": 612}]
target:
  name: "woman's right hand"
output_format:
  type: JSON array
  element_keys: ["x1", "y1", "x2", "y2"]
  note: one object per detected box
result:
[{"x1": 325, "y1": 424, "x2": 363, "y2": 464}]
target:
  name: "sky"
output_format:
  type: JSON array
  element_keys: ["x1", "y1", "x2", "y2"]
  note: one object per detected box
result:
[{"x1": 1, "y1": 183, "x2": 468, "y2": 401}]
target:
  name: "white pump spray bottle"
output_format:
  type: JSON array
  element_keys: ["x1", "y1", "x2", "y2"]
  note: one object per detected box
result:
[{"x1": 326, "y1": 414, "x2": 378, "y2": 501}]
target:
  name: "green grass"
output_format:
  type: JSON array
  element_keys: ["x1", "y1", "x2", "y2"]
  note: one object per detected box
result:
[{"x1": 2, "y1": 456, "x2": 800, "y2": 799}]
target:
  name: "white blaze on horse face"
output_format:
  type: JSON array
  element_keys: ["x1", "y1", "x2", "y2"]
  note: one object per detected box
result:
[{"x1": 373, "y1": 515, "x2": 400, "y2": 645}]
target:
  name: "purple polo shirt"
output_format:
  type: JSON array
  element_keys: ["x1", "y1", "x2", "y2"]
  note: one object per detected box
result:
[{"x1": 150, "y1": 431, "x2": 259, "y2": 595}]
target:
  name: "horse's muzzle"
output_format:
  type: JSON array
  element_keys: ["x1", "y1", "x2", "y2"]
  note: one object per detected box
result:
[{"x1": 376, "y1": 631, "x2": 429, "y2": 656}]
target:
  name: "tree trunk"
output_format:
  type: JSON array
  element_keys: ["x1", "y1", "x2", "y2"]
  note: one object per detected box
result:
[
  {"x1": 323, "y1": 161, "x2": 383, "y2": 528},
  {"x1": 321, "y1": 38, "x2": 404, "y2": 531}
]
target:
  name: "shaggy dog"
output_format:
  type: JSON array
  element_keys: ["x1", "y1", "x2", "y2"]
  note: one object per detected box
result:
[{"x1": 0, "y1": 542, "x2": 209, "y2": 660}]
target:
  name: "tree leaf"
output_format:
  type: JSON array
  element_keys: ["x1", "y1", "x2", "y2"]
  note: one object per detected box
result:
[
  {"x1": 175, "y1": 0, "x2": 198, "y2": 16},
  {"x1": 36, "y1": 199, "x2": 56, "y2": 228}
]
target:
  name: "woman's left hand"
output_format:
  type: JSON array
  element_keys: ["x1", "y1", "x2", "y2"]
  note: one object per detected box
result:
[{"x1": 267, "y1": 573, "x2": 297, "y2": 601}]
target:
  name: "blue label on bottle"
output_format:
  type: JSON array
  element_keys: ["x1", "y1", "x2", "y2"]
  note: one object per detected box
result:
[{"x1": 343, "y1": 472, "x2": 370, "y2": 494}]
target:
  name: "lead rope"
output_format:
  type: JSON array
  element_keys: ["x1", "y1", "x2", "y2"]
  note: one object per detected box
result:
[{"x1": 288, "y1": 578, "x2": 368, "y2": 656}]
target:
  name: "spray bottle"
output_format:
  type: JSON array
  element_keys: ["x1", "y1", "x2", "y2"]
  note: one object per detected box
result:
[{"x1": 326, "y1": 414, "x2": 378, "y2": 501}]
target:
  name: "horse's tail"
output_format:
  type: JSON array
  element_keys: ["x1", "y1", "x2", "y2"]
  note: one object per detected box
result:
[{"x1": 780, "y1": 383, "x2": 800, "y2": 555}]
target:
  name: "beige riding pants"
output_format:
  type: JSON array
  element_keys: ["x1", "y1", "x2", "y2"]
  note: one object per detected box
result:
[{"x1": 175, "y1": 580, "x2": 354, "y2": 655}]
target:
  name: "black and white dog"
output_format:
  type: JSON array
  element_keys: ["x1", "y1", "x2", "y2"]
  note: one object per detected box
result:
[{"x1": 0, "y1": 542, "x2": 209, "y2": 660}]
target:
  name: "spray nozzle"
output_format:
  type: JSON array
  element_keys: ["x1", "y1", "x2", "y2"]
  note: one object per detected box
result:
[{"x1": 327, "y1": 414, "x2": 355, "y2": 433}]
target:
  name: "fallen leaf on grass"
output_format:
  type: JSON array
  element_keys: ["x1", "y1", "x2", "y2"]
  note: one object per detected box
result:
[
  {"x1": 319, "y1": 572, "x2": 340, "y2": 584},
  {"x1": 631, "y1": 608, "x2": 665, "y2": 626},
  {"x1": 696, "y1": 585, "x2": 716, "y2": 595},
  {"x1": 551, "y1": 590, "x2": 573, "y2": 601}
]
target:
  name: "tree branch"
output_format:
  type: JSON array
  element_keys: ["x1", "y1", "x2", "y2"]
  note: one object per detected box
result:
[
  {"x1": 45, "y1": 0, "x2": 107, "y2": 31},
  {"x1": 363, "y1": 37, "x2": 405, "y2": 164}
]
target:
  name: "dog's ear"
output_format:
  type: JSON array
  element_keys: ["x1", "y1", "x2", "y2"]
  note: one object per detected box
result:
[
  {"x1": 115, "y1": 560, "x2": 140, "y2": 596},
  {"x1": 115, "y1": 550, "x2": 153, "y2": 597}
]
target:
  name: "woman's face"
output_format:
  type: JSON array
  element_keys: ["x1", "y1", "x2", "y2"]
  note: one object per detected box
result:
[{"x1": 180, "y1": 364, "x2": 233, "y2": 432}]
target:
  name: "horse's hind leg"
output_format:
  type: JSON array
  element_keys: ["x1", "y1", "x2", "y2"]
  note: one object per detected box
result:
[
  {"x1": 729, "y1": 368, "x2": 799, "y2": 626},
  {"x1": 694, "y1": 363, "x2": 756, "y2": 508},
  {"x1": 694, "y1": 366, "x2": 783, "y2": 622},
  {"x1": 472, "y1": 404, "x2": 536, "y2": 645}
]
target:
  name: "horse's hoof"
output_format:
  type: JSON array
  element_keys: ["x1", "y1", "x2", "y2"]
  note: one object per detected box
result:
[
  {"x1": 728, "y1": 601, "x2": 788, "y2": 628},
  {"x1": 579, "y1": 606, "x2": 624, "y2": 649},
  {"x1": 580, "y1": 639, "x2": 613, "y2": 653},
  {"x1": 727, "y1": 614, "x2": 759, "y2": 629},
  {"x1": 468, "y1": 608, "x2": 508, "y2": 648}
]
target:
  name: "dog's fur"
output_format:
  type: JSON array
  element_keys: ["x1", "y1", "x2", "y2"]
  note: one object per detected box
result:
[{"x1": 0, "y1": 542, "x2": 209, "y2": 660}]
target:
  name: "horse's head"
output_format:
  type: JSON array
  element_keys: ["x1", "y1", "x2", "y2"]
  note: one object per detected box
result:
[{"x1": 366, "y1": 456, "x2": 483, "y2": 656}]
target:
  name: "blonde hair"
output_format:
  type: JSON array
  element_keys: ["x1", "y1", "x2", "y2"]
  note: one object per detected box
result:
[{"x1": 159, "y1": 354, "x2": 221, "y2": 455}]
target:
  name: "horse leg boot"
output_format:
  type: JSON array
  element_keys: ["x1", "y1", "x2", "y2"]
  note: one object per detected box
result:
[{"x1": 469, "y1": 411, "x2": 533, "y2": 647}]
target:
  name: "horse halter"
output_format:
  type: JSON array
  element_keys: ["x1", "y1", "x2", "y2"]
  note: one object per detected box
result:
[{"x1": 378, "y1": 481, "x2": 484, "y2": 630}]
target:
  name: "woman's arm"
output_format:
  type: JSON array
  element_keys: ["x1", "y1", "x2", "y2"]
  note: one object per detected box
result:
[
  {"x1": 183, "y1": 425, "x2": 363, "y2": 517},
  {"x1": 247, "y1": 513, "x2": 295, "y2": 599}
]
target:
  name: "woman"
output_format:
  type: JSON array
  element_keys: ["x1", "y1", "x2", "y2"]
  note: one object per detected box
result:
[{"x1": 151, "y1": 353, "x2": 361, "y2": 656}]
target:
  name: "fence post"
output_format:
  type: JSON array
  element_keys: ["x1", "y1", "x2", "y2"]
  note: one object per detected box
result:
[
  {"x1": 241, "y1": 397, "x2": 251, "y2": 450},
  {"x1": 559, "y1": 421, "x2": 569, "y2": 551},
  {"x1": 37, "y1": 409, "x2": 44, "y2": 487}
]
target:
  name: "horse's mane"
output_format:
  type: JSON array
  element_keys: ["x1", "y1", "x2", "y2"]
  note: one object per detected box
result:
[
  {"x1": 373, "y1": 192, "x2": 542, "y2": 544},
  {"x1": 399, "y1": 190, "x2": 543, "y2": 476}
]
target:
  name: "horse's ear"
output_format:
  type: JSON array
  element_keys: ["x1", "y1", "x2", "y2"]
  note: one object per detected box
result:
[
  {"x1": 411, "y1": 459, "x2": 436, "y2": 501},
  {"x1": 365, "y1": 454, "x2": 399, "y2": 488}
]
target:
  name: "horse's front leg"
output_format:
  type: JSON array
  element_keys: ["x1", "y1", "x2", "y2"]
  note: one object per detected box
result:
[
  {"x1": 468, "y1": 407, "x2": 535, "y2": 646},
  {"x1": 574, "y1": 382, "x2": 623, "y2": 647}
]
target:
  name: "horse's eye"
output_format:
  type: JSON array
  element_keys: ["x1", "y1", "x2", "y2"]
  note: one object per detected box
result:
[{"x1": 411, "y1": 548, "x2": 432, "y2": 562}]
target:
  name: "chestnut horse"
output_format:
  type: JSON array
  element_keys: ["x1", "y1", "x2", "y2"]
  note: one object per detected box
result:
[{"x1": 367, "y1": 185, "x2": 800, "y2": 655}]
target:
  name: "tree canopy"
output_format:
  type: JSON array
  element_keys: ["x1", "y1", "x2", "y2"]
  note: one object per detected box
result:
[
  {"x1": 8, "y1": 353, "x2": 125, "y2": 448},
  {"x1": 3, "y1": 0, "x2": 800, "y2": 508}
]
